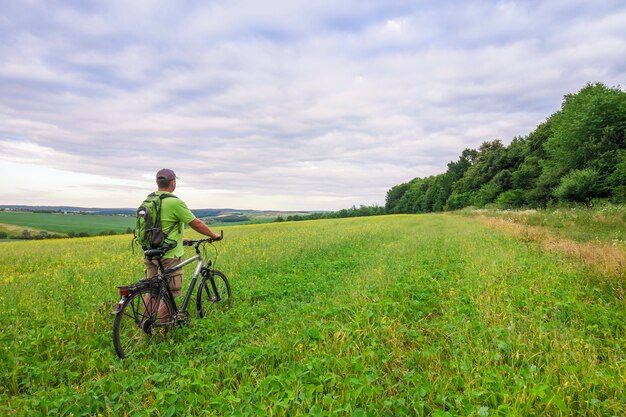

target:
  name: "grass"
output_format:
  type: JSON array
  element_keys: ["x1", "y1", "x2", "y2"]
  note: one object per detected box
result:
[
  {"x1": 454, "y1": 203, "x2": 626, "y2": 246},
  {"x1": 1, "y1": 214, "x2": 624, "y2": 416}
]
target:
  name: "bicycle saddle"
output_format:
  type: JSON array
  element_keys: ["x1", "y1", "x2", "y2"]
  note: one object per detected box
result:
[{"x1": 144, "y1": 248, "x2": 167, "y2": 259}]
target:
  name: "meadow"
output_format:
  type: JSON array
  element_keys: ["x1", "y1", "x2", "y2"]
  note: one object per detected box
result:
[{"x1": 1, "y1": 214, "x2": 624, "y2": 416}]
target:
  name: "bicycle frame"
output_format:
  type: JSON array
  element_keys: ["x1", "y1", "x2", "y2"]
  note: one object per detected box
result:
[
  {"x1": 160, "y1": 252, "x2": 205, "y2": 315},
  {"x1": 114, "y1": 246, "x2": 211, "y2": 317}
]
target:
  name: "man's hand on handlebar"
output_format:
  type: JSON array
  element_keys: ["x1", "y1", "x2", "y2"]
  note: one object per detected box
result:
[{"x1": 183, "y1": 231, "x2": 223, "y2": 246}]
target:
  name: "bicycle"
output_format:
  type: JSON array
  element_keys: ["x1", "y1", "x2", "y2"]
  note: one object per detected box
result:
[{"x1": 111, "y1": 234, "x2": 231, "y2": 359}]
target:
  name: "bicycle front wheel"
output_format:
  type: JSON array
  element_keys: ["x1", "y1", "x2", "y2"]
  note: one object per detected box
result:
[
  {"x1": 112, "y1": 285, "x2": 175, "y2": 359},
  {"x1": 196, "y1": 270, "x2": 231, "y2": 318}
]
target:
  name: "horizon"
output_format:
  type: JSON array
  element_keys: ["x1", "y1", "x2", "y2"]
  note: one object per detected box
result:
[
  {"x1": 0, "y1": 204, "x2": 324, "y2": 213},
  {"x1": 2, "y1": 1, "x2": 625, "y2": 210}
]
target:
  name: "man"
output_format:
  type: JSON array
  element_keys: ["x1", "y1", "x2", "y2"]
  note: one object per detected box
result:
[{"x1": 144, "y1": 168, "x2": 221, "y2": 318}]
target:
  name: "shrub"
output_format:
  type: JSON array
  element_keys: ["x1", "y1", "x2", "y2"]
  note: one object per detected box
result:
[
  {"x1": 497, "y1": 189, "x2": 526, "y2": 209},
  {"x1": 445, "y1": 191, "x2": 477, "y2": 210},
  {"x1": 554, "y1": 168, "x2": 603, "y2": 203}
]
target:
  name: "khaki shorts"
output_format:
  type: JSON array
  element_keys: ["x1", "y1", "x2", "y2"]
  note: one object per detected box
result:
[{"x1": 144, "y1": 256, "x2": 183, "y2": 297}]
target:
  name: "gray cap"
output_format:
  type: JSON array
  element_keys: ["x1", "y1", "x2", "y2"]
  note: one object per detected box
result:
[{"x1": 156, "y1": 168, "x2": 177, "y2": 180}]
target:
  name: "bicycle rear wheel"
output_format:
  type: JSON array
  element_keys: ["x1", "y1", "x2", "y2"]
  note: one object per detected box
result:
[
  {"x1": 196, "y1": 270, "x2": 231, "y2": 318},
  {"x1": 112, "y1": 285, "x2": 175, "y2": 359}
]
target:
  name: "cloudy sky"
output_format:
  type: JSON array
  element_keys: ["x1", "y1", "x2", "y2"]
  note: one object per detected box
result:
[{"x1": 1, "y1": 1, "x2": 625, "y2": 210}]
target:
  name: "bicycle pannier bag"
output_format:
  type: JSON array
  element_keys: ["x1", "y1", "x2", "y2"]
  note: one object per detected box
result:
[{"x1": 134, "y1": 193, "x2": 179, "y2": 250}]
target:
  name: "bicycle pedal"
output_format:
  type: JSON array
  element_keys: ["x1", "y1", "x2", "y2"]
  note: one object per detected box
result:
[{"x1": 174, "y1": 312, "x2": 189, "y2": 321}]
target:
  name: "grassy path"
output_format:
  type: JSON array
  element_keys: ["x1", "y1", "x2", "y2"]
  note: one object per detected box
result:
[{"x1": 1, "y1": 214, "x2": 624, "y2": 415}]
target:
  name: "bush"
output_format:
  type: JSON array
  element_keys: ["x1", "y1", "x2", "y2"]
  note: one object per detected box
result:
[
  {"x1": 445, "y1": 192, "x2": 477, "y2": 210},
  {"x1": 497, "y1": 189, "x2": 526, "y2": 209},
  {"x1": 554, "y1": 168, "x2": 603, "y2": 203}
]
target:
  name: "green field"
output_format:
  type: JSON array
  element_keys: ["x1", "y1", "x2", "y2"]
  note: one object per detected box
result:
[
  {"x1": 0, "y1": 212, "x2": 134, "y2": 237},
  {"x1": 1, "y1": 215, "x2": 624, "y2": 416}
]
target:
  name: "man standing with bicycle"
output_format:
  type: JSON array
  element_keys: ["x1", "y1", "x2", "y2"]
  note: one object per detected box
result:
[{"x1": 144, "y1": 168, "x2": 221, "y2": 316}]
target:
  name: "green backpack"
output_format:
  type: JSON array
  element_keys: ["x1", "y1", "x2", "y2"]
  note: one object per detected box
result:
[{"x1": 133, "y1": 192, "x2": 179, "y2": 251}]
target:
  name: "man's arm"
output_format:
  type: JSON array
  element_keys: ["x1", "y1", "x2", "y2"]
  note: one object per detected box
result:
[{"x1": 188, "y1": 218, "x2": 221, "y2": 239}]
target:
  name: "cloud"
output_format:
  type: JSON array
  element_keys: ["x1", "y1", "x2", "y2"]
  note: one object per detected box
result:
[{"x1": 1, "y1": 0, "x2": 625, "y2": 210}]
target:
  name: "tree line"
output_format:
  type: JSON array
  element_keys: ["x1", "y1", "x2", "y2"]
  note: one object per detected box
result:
[
  {"x1": 275, "y1": 205, "x2": 386, "y2": 222},
  {"x1": 386, "y1": 83, "x2": 626, "y2": 213}
]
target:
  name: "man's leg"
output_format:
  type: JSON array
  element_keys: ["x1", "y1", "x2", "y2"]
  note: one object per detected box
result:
[
  {"x1": 157, "y1": 257, "x2": 183, "y2": 322},
  {"x1": 143, "y1": 258, "x2": 160, "y2": 321}
]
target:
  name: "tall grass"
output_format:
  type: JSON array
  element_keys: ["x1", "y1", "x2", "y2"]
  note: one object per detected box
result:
[
  {"x1": 1, "y1": 215, "x2": 624, "y2": 416},
  {"x1": 455, "y1": 202, "x2": 626, "y2": 246}
]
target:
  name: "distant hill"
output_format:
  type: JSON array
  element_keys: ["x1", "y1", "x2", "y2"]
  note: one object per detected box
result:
[
  {"x1": 0, "y1": 205, "x2": 135, "y2": 215},
  {"x1": 0, "y1": 205, "x2": 312, "y2": 217}
]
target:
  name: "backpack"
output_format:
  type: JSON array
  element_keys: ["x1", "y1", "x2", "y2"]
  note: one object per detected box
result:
[{"x1": 133, "y1": 192, "x2": 180, "y2": 251}]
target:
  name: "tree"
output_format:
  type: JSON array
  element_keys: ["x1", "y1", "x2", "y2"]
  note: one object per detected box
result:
[
  {"x1": 447, "y1": 149, "x2": 478, "y2": 182},
  {"x1": 424, "y1": 175, "x2": 449, "y2": 212},
  {"x1": 512, "y1": 155, "x2": 541, "y2": 190},
  {"x1": 477, "y1": 169, "x2": 512, "y2": 206},
  {"x1": 396, "y1": 179, "x2": 426, "y2": 213},
  {"x1": 608, "y1": 149, "x2": 626, "y2": 202},
  {"x1": 542, "y1": 83, "x2": 626, "y2": 184},
  {"x1": 453, "y1": 140, "x2": 507, "y2": 195},
  {"x1": 385, "y1": 182, "x2": 411, "y2": 213}
]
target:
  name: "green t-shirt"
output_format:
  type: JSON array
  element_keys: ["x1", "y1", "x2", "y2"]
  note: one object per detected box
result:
[{"x1": 156, "y1": 192, "x2": 196, "y2": 258}]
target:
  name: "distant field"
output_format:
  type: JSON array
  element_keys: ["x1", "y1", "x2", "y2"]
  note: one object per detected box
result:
[
  {"x1": 0, "y1": 208, "x2": 306, "y2": 239},
  {"x1": 0, "y1": 212, "x2": 134, "y2": 237}
]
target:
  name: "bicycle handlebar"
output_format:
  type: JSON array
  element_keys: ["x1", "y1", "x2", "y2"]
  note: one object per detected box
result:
[{"x1": 183, "y1": 230, "x2": 223, "y2": 247}]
